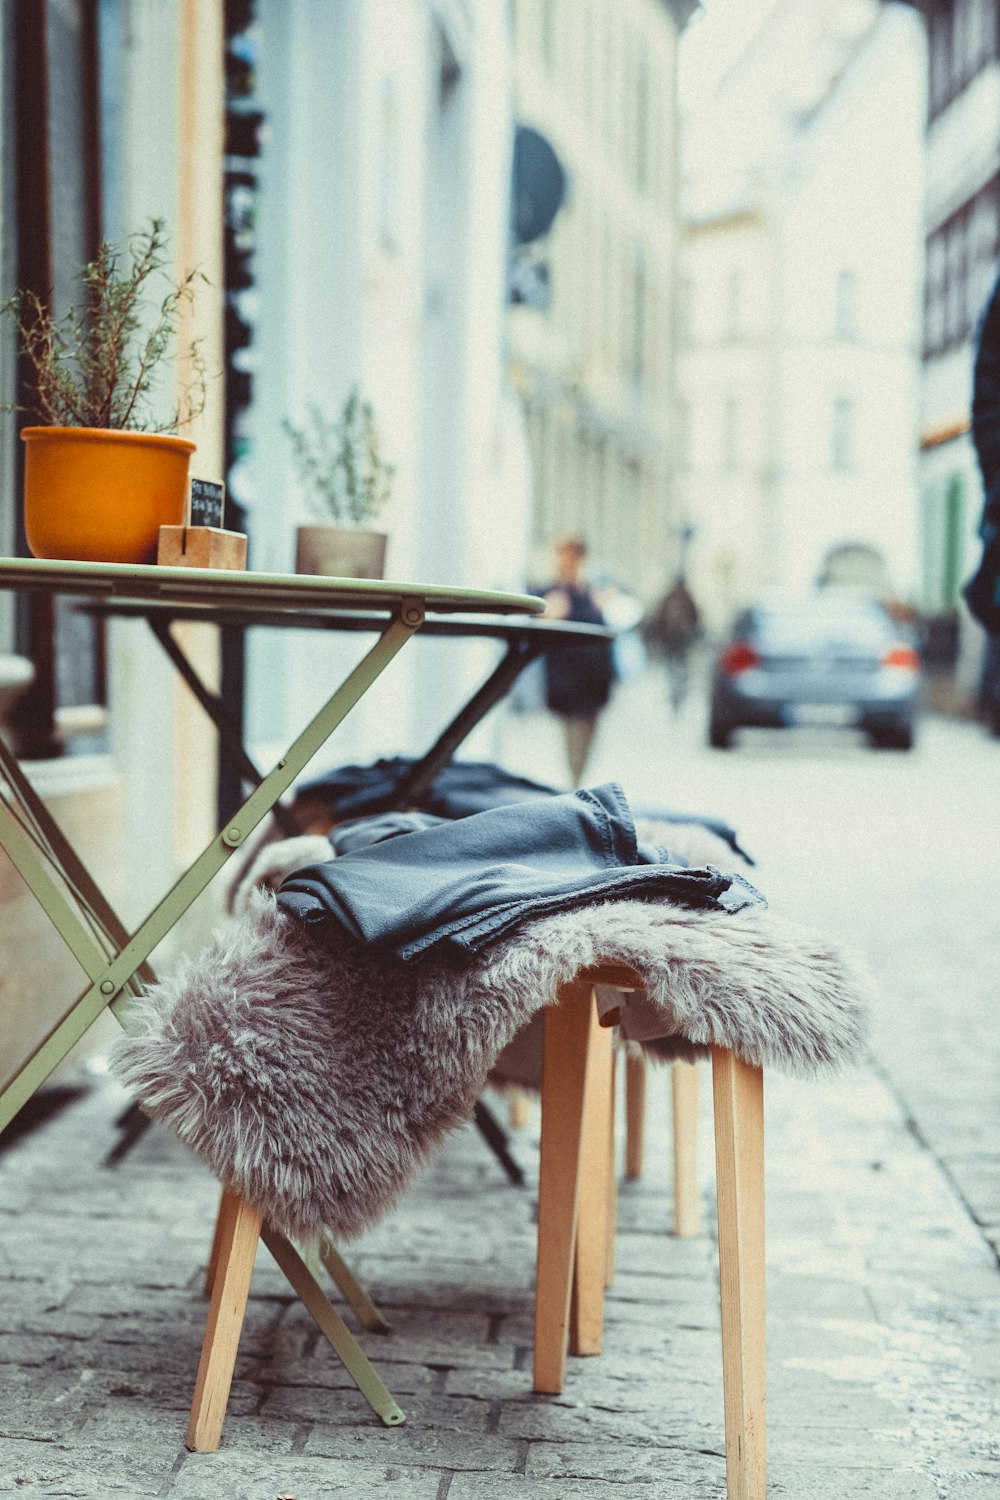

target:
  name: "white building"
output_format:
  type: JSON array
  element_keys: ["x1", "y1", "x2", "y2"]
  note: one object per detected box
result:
[
  {"x1": 678, "y1": 0, "x2": 926, "y2": 630},
  {"x1": 246, "y1": 0, "x2": 526, "y2": 766}
]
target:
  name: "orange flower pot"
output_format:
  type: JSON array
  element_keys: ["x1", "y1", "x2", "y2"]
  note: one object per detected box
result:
[{"x1": 21, "y1": 426, "x2": 196, "y2": 565}]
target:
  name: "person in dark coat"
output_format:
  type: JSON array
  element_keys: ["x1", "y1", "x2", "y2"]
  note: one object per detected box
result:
[
  {"x1": 649, "y1": 575, "x2": 702, "y2": 713},
  {"x1": 540, "y1": 536, "x2": 616, "y2": 786},
  {"x1": 968, "y1": 273, "x2": 1000, "y2": 733}
]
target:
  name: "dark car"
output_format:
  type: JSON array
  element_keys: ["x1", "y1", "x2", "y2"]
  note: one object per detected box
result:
[{"x1": 709, "y1": 593, "x2": 920, "y2": 750}]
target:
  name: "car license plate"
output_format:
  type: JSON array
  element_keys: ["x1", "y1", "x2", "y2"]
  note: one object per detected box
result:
[{"x1": 788, "y1": 703, "x2": 856, "y2": 726}]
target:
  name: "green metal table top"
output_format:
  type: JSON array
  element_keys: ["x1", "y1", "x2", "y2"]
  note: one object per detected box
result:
[{"x1": 0, "y1": 556, "x2": 545, "y2": 619}]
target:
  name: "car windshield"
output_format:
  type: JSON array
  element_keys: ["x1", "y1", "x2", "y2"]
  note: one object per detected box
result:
[{"x1": 752, "y1": 604, "x2": 891, "y2": 653}]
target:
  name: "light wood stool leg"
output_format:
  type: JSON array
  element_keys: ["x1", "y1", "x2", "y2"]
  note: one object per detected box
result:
[
  {"x1": 672, "y1": 1060, "x2": 701, "y2": 1237},
  {"x1": 624, "y1": 1051, "x2": 646, "y2": 1180},
  {"x1": 186, "y1": 1189, "x2": 263, "y2": 1452},
  {"x1": 507, "y1": 1087, "x2": 532, "y2": 1129},
  {"x1": 534, "y1": 981, "x2": 598, "y2": 1394},
  {"x1": 204, "y1": 1186, "x2": 228, "y2": 1297},
  {"x1": 605, "y1": 1051, "x2": 618, "y2": 1289},
  {"x1": 570, "y1": 1016, "x2": 613, "y2": 1356},
  {"x1": 712, "y1": 1048, "x2": 766, "y2": 1500}
]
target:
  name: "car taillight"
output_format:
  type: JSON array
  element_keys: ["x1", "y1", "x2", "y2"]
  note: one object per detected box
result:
[
  {"x1": 719, "y1": 641, "x2": 760, "y2": 674},
  {"x1": 881, "y1": 645, "x2": 919, "y2": 670}
]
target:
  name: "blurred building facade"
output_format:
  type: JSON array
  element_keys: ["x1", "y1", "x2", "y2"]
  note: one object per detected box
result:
[
  {"x1": 0, "y1": 0, "x2": 226, "y2": 1092},
  {"x1": 243, "y1": 0, "x2": 520, "y2": 763},
  {"x1": 913, "y1": 0, "x2": 999, "y2": 710},
  {"x1": 507, "y1": 0, "x2": 696, "y2": 603},
  {"x1": 678, "y1": 0, "x2": 926, "y2": 631}
]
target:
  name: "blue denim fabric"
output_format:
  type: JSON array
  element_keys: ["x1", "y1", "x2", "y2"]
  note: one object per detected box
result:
[
  {"x1": 328, "y1": 811, "x2": 448, "y2": 856},
  {"x1": 302, "y1": 756, "x2": 754, "y2": 862},
  {"x1": 302, "y1": 756, "x2": 558, "y2": 820},
  {"x1": 278, "y1": 782, "x2": 765, "y2": 963}
]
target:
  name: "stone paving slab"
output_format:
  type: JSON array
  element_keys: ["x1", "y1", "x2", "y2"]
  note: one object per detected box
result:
[
  {"x1": 1, "y1": 1058, "x2": 998, "y2": 1498},
  {"x1": 2, "y1": 697, "x2": 1000, "y2": 1498}
]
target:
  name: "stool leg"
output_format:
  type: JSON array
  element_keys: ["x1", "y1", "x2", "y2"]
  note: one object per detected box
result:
[
  {"x1": 624, "y1": 1051, "x2": 646, "y2": 1180},
  {"x1": 204, "y1": 1186, "x2": 228, "y2": 1297},
  {"x1": 672, "y1": 1061, "x2": 701, "y2": 1237},
  {"x1": 186, "y1": 1189, "x2": 263, "y2": 1452},
  {"x1": 712, "y1": 1048, "x2": 766, "y2": 1500},
  {"x1": 534, "y1": 980, "x2": 598, "y2": 1394},
  {"x1": 570, "y1": 1017, "x2": 613, "y2": 1356},
  {"x1": 508, "y1": 1087, "x2": 532, "y2": 1129},
  {"x1": 605, "y1": 1051, "x2": 618, "y2": 1289}
]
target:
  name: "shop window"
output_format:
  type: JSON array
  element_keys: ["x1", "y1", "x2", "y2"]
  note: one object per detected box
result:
[
  {"x1": 2, "y1": 0, "x2": 106, "y2": 758},
  {"x1": 942, "y1": 473, "x2": 965, "y2": 608}
]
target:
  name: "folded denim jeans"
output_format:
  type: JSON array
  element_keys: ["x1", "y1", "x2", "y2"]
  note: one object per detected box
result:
[
  {"x1": 300, "y1": 755, "x2": 754, "y2": 863},
  {"x1": 278, "y1": 782, "x2": 765, "y2": 962}
]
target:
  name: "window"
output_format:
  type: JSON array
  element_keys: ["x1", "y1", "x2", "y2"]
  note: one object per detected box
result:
[
  {"x1": 540, "y1": 0, "x2": 556, "y2": 73},
  {"x1": 675, "y1": 398, "x2": 690, "y2": 471},
  {"x1": 834, "y1": 269, "x2": 857, "y2": 340},
  {"x1": 722, "y1": 396, "x2": 740, "y2": 471},
  {"x1": 830, "y1": 397, "x2": 854, "y2": 472},
  {"x1": 631, "y1": 252, "x2": 647, "y2": 386},
  {"x1": 924, "y1": 175, "x2": 1000, "y2": 357},
  {"x1": 2, "y1": 1, "x2": 107, "y2": 757},
  {"x1": 725, "y1": 270, "x2": 741, "y2": 341},
  {"x1": 677, "y1": 274, "x2": 693, "y2": 346},
  {"x1": 928, "y1": 0, "x2": 999, "y2": 122},
  {"x1": 635, "y1": 43, "x2": 650, "y2": 192}
]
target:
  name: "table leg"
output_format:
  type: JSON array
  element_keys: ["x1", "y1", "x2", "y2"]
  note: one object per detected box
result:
[
  {"x1": 0, "y1": 612, "x2": 421, "y2": 1135},
  {"x1": 261, "y1": 1226, "x2": 405, "y2": 1426}
]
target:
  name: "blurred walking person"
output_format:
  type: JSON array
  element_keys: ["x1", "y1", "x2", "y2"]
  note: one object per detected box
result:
[
  {"x1": 540, "y1": 536, "x2": 616, "y2": 786},
  {"x1": 650, "y1": 574, "x2": 702, "y2": 713}
]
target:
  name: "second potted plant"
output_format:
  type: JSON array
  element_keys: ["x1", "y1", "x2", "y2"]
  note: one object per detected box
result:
[
  {"x1": 2, "y1": 219, "x2": 208, "y2": 565},
  {"x1": 284, "y1": 388, "x2": 394, "y2": 579}
]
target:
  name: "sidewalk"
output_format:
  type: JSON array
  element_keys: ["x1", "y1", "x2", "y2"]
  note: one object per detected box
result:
[{"x1": 1, "y1": 676, "x2": 998, "y2": 1499}]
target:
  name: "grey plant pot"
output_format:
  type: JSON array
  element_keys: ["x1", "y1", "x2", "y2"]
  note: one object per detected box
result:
[{"x1": 294, "y1": 525, "x2": 387, "y2": 580}]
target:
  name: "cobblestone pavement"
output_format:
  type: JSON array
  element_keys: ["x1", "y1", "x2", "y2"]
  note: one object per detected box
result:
[{"x1": 1, "y1": 674, "x2": 998, "y2": 1498}]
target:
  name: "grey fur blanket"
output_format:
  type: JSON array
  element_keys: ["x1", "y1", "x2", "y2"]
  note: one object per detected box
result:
[{"x1": 111, "y1": 889, "x2": 872, "y2": 1244}]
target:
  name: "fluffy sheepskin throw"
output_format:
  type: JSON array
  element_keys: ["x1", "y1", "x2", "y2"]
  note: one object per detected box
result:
[{"x1": 111, "y1": 890, "x2": 872, "y2": 1243}]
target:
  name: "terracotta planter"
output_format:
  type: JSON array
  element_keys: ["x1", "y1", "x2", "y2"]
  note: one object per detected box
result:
[
  {"x1": 294, "y1": 525, "x2": 387, "y2": 580},
  {"x1": 21, "y1": 426, "x2": 196, "y2": 565}
]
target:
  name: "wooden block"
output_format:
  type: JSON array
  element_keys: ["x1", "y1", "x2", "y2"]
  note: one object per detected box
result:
[{"x1": 157, "y1": 525, "x2": 247, "y2": 570}]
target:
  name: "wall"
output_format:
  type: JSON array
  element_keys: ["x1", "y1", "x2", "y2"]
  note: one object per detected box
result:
[{"x1": 247, "y1": 0, "x2": 520, "y2": 774}]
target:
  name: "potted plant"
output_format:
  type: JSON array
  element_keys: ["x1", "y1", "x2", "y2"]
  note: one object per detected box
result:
[
  {"x1": 1, "y1": 219, "x2": 208, "y2": 565},
  {"x1": 284, "y1": 387, "x2": 393, "y2": 579}
]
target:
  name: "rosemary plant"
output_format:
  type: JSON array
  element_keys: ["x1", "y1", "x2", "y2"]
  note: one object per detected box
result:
[{"x1": 1, "y1": 218, "x2": 208, "y2": 432}]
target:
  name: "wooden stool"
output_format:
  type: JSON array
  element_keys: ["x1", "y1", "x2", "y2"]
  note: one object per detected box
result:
[{"x1": 535, "y1": 965, "x2": 765, "y2": 1500}]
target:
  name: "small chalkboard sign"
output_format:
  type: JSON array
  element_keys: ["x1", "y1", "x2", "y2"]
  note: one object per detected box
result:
[{"x1": 190, "y1": 478, "x2": 225, "y2": 529}]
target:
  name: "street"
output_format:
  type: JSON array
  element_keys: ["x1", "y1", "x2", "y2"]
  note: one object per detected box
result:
[
  {"x1": 0, "y1": 671, "x2": 998, "y2": 1498},
  {"x1": 502, "y1": 666, "x2": 1000, "y2": 1257}
]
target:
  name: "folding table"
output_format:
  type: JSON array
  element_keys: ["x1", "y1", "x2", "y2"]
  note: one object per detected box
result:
[
  {"x1": 0, "y1": 556, "x2": 544, "y2": 1437},
  {"x1": 74, "y1": 591, "x2": 616, "y2": 1181}
]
